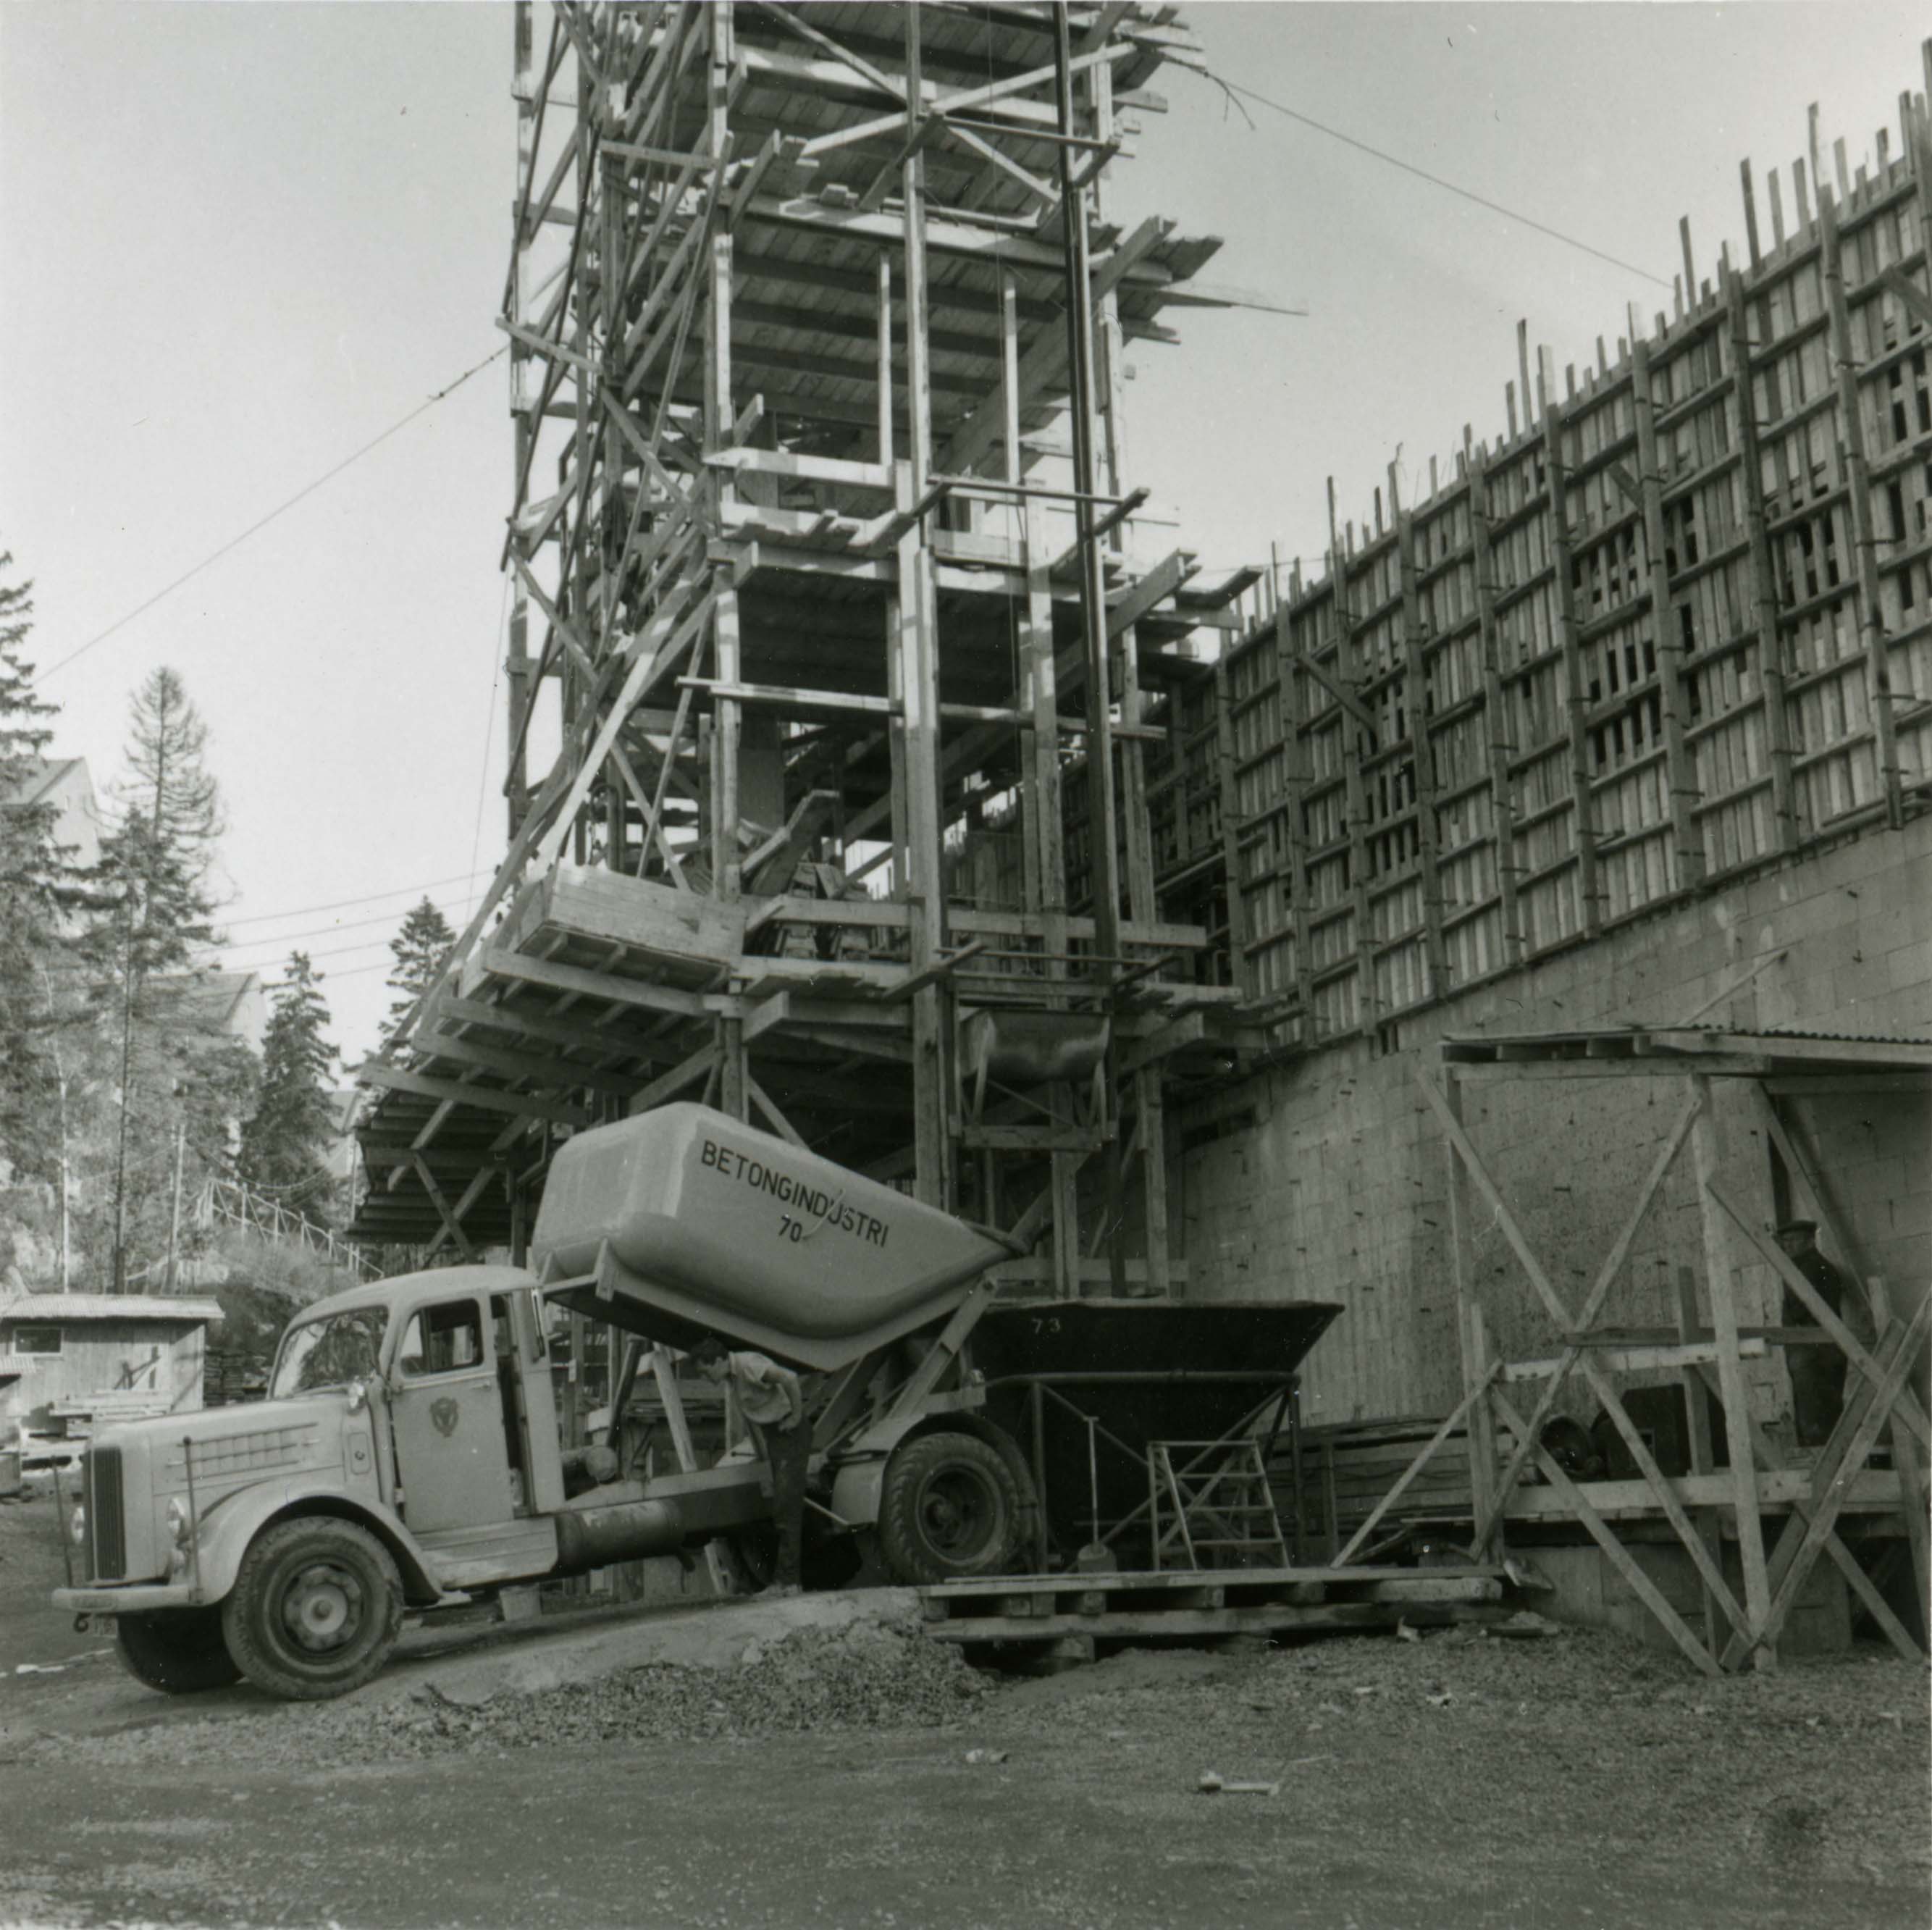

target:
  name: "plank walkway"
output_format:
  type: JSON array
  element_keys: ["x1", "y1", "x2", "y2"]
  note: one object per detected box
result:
[{"x1": 918, "y1": 1564, "x2": 1516, "y2": 1653}]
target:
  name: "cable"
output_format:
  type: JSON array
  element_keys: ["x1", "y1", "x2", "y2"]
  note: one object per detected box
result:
[
  {"x1": 207, "y1": 867, "x2": 493, "y2": 931},
  {"x1": 470, "y1": 580, "x2": 509, "y2": 891},
  {"x1": 185, "y1": 890, "x2": 484, "y2": 954},
  {"x1": 33, "y1": 345, "x2": 509, "y2": 684},
  {"x1": 1198, "y1": 70, "x2": 1671, "y2": 291}
]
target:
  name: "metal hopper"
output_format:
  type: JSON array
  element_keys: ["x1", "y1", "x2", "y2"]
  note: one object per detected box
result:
[{"x1": 532, "y1": 1103, "x2": 1010, "y2": 1371}]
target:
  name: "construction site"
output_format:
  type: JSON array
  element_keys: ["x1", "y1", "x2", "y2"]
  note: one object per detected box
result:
[{"x1": 4, "y1": 7, "x2": 1931, "y2": 1927}]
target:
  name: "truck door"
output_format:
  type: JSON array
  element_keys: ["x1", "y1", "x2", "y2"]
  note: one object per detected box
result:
[{"x1": 387, "y1": 1294, "x2": 515, "y2": 1532}]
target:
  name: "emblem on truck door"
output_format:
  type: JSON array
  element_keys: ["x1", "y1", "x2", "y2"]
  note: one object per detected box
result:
[{"x1": 430, "y1": 1398, "x2": 461, "y2": 1438}]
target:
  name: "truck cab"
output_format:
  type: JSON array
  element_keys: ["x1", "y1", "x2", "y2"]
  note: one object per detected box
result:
[{"x1": 51, "y1": 1264, "x2": 765, "y2": 1700}]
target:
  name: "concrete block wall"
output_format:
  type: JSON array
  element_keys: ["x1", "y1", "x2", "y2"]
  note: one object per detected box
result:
[{"x1": 1173, "y1": 815, "x2": 1932, "y2": 1430}]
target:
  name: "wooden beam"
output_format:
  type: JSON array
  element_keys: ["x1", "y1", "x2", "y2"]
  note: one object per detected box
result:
[
  {"x1": 358, "y1": 1062, "x2": 591, "y2": 1128},
  {"x1": 476, "y1": 944, "x2": 709, "y2": 1019}
]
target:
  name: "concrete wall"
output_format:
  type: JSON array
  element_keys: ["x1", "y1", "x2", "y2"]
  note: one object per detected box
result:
[{"x1": 1172, "y1": 815, "x2": 1932, "y2": 1432}]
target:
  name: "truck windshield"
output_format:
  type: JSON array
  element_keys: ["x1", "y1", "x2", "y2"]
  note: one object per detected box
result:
[{"x1": 271, "y1": 1308, "x2": 389, "y2": 1398}]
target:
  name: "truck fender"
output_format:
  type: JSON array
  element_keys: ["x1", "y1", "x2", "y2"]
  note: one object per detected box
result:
[
  {"x1": 190, "y1": 1480, "x2": 442, "y2": 1606},
  {"x1": 829, "y1": 1412, "x2": 1038, "y2": 1543}
]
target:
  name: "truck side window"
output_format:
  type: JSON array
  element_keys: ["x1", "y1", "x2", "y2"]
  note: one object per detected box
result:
[{"x1": 395, "y1": 1301, "x2": 485, "y2": 1378}]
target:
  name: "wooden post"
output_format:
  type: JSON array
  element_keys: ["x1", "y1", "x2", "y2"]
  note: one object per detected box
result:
[
  {"x1": 1441, "y1": 1068, "x2": 1500, "y2": 1557},
  {"x1": 1819, "y1": 189, "x2": 1904, "y2": 829},
  {"x1": 1691, "y1": 1076, "x2": 1774, "y2": 1669},
  {"x1": 505, "y1": 0, "x2": 535, "y2": 836},
  {"x1": 1392, "y1": 476, "x2": 1449, "y2": 993},
  {"x1": 1724, "y1": 263, "x2": 1799, "y2": 850},
  {"x1": 1272, "y1": 593, "x2": 1317, "y2": 1024},
  {"x1": 1675, "y1": 1264, "x2": 1725, "y2": 1656},
  {"x1": 1467, "y1": 445, "x2": 1523, "y2": 966},
  {"x1": 1631, "y1": 335, "x2": 1707, "y2": 892},
  {"x1": 1325, "y1": 484, "x2": 1380, "y2": 1038},
  {"x1": 1541, "y1": 396, "x2": 1603, "y2": 935}
]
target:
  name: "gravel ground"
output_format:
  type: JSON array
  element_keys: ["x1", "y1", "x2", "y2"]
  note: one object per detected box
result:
[
  {"x1": 38, "y1": 1609, "x2": 996, "y2": 1769},
  {"x1": 25, "y1": 1595, "x2": 1928, "y2": 1894},
  {"x1": 4, "y1": 1500, "x2": 1928, "y2": 1926}
]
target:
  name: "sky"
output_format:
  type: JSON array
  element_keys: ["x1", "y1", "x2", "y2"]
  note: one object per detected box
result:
[{"x1": 2, "y1": 1, "x2": 1925, "y2": 1065}]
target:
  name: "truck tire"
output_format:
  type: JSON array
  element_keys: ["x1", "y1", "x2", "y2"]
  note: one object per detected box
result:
[
  {"x1": 115, "y1": 1608, "x2": 242, "y2": 1695},
  {"x1": 878, "y1": 1432, "x2": 1021, "y2": 1585},
  {"x1": 221, "y1": 1519, "x2": 404, "y2": 1701}
]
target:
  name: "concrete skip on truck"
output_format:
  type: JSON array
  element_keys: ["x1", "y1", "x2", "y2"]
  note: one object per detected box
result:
[{"x1": 51, "y1": 1104, "x2": 1037, "y2": 1701}]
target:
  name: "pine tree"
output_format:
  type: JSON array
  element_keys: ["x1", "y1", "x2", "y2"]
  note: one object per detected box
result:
[
  {"x1": 239, "y1": 952, "x2": 339, "y2": 1206},
  {"x1": 382, "y1": 896, "x2": 455, "y2": 1044},
  {"x1": 0, "y1": 553, "x2": 78, "y2": 1197},
  {"x1": 80, "y1": 668, "x2": 230, "y2": 1288}
]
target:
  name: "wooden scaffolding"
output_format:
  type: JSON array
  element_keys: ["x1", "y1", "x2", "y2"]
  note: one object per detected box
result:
[
  {"x1": 350, "y1": 2, "x2": 1282, "y2": 1293},
  {"x1": 1340, "y1": 1027, "x2": 1932, "y2": 1674},
  {"x1": 1142, "y1": 50, "x2": 1932, "y2": 1052}
]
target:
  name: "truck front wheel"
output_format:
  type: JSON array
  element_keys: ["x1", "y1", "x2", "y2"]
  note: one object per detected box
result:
[
  {"x1": 221, "y1": 1519, "x2": 404, "y2": 1701},
  {"x1": 878, "y1": 1432, "x2": 1021, "y2": 1585},
  {"x1": 116, "y1": 1608, "x2": 242, "y2": 1695}
]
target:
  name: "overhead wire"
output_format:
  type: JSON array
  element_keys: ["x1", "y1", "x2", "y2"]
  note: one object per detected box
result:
[
  {"x1": 33, "y1": 345, "x2": 509, "y2": 685},
  {"x1": 1195, "y1": 69, "x2": 1672, "y2": 291}
]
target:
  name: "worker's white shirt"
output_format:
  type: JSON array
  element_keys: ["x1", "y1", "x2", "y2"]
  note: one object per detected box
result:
[{"x1": 726, "y1": 1350, "x2": 798, "y2": 1428}]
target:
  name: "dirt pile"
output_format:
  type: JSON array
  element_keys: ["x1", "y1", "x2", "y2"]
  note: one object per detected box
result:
[{"x1": 43, "y1": 1607, "x2": 995, "y2": 1770}]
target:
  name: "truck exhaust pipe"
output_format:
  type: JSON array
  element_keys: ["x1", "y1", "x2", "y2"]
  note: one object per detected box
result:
[{"x1": 551, "y1": 1496, "x2": 688, "y2": 1576}]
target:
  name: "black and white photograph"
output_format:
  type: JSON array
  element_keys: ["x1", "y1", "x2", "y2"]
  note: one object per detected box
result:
[{"x1": 1, "y1": 4, "x2": 1929, "y2": 1925}]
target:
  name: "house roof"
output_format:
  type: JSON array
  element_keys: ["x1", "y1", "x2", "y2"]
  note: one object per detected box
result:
[
  {"x1": 0, "y1": 1294, "x2": 225, "y2": 1325},
  {"x1": 0, "y1": 757, "x2": 83, "y2": 809}
]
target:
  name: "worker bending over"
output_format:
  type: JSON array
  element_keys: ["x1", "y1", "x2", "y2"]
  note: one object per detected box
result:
[{"x1": 687, "y1": 1337, "x2": 810, "y2": 1596}]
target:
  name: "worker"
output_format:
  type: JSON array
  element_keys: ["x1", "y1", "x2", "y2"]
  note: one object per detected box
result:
[
  {"x1": 1774, "y1": 1219, "x2": 1873, "y2": 1449},
  {"x1": 686, "y1": 1337, "x2": 810, "y2": 1596}
]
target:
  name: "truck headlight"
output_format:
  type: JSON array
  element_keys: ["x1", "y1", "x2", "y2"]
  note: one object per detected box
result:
[
  {"x1": 166, "y1": 1495, "x2": 196, "y2": 1579},
  {"x1": 68, "y1": 1502, "x2": 86, "y2": 1548}
]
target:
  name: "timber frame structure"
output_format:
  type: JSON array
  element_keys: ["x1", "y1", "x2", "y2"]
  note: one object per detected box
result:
[
  {"x1": 1348, "y1": 1027, "x2": 1932, "y2": 1674},
  {"x1": 351, "y1": 2, "x2": 1281, "y2": 1285}
]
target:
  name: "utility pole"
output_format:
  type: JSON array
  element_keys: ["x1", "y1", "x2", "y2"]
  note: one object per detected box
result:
[
  {"x1": 164, "y1": 1115, "x2": 187, "y2": 1296},
  {"x1": 110, "y1": 883, "x2": 139, "y2": 1295}
]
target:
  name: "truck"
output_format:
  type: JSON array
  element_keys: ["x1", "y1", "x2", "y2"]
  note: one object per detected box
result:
[
  {"x1": 52, "y1": 1103, "x2": 1337, "y2": 1700},
  {"x1": 49, "y1": 1106, "x2": 1044, "y2": 1700}
]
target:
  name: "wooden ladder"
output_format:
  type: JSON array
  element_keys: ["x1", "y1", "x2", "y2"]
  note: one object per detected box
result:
[{"x1": 1149, "y1": 1438, "x2": 1290, "y2": 1572}]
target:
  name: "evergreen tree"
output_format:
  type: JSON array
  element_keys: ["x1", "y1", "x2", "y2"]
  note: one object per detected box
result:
[
  {"x1": 382, "y1": 896, "x2": 455, "y2": 1044},
  {"x1": 80, "y1": 668, "x2": 231, "y2": 1288},
  {"x1": 0, "y1": 554, "x2": 79, "y2": 1209},
  {"x1": 239, "y1": 952, "x2": 339, "y2": 1206}
]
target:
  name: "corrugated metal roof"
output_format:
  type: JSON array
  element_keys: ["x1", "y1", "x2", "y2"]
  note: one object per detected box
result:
[{"x1": 0, "y1": 1294, "x2": 225, "y2": 1325}]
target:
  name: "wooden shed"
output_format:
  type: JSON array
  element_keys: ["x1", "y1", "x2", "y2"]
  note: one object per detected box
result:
[{"x1": 0, "y1": 1294, "x2": 226, "y2": 1429}]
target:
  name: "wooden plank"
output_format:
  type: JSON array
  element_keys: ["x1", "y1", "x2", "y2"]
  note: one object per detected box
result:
[
  {"x1": 1676, "y1": 1265, "x2": 1725, "y2": 1656},
  {"x1": 1330, "y1": 1366, "x2": 1498, "y2": 1568},
  {"x1": 1727, "y1": 1297, "x2": 1932, "y2": 1664},
  {"x1": 1491, "y1": 1385, "x2": 1720, "y2": 1675},
  {"x1": 926, "y1": 1602, "x2": 1511, "y2": 1643},
  {"x1": 1725, "y1": 266, "x2": 1798, "y2": 851},
  {"x1": 476, "y1": 944, "x2": 710, "y2": 1020},
  {"x1": 1691, "y1": 1078, "x2": 1775, "y2": 1669},
  {"x1": 1630, "y1": 334, "x2": 1705, "y2": 889},
  {"x1": 1542, "y1": 398, "x2": 1603, "y2": 933},
  {"x1": 1466, "y1": 447, "x2": 1522, "y2": 965},
  {"x1": 358, "y1": 1062, "x2": 591, "y2": 1128},
  {"x1": 1820, "y1": 192, "x2": 1903, "y2": 828},
  {"x1": 1503, "y1": 1337, "x2": 1767, "y2": 1382},
  {"x1": 1704, "y1": 1177, "x2": 1932, "y2": 1448}
]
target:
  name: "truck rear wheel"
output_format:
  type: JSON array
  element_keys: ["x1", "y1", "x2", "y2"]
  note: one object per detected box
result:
[
  {"x1": 878, "y1": 1432, "x2": 1021, "y2": 1585},
  {"x1": 116, "y1": 1608, "x2": 242, "y2": 1695},
  {"x1": 221, "y1": 1519, "x2": 403, "y2": 1701}
]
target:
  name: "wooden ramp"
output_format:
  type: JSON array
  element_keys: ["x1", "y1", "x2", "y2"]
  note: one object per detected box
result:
[{"x1": 919, "y1": 1565, "x2": 1517, "y2": 1658}]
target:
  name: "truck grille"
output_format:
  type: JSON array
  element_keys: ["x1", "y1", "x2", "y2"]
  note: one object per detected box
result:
[{"x1": 85, "y1": 1446, "x2": 127, "y2": 1580}]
